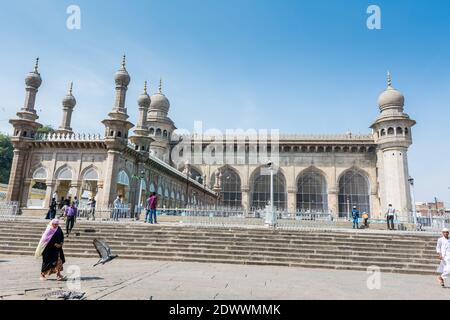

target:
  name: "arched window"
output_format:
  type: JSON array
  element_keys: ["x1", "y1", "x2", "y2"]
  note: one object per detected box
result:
[
  {"x1": 211, "y1": 167, "x2": 242, "y2": 208},
  {"x1": 83, "y1": 168, "x2": 99, "y2": 181},
  {"x1": 387, "y1": 127, "x2": 394, "y2": 135},
  {"x1": 380, "y1": 129, "x2": 386, "y2": 136},
  {"x1": 117, "y1": 170, "x2": 130, "y2": 186},
  {"x1": 33, "y1": 167, "x2": 48, "y2": 181},
  {"x1": 156, "y1": 129, "x2": 162, "y2": 136},
  {"x1": 57, "y1": 167, "x2": 73, "y2": 180},
  {"x1": 296, "y1": 171, "x2": 328, "y2": 213},
  {"x1": 163, "y1": 130, "x2": 168, "y2": 137},
  {"x1": 251, "y1": 170, "x2": 286, "y2": 210},
  {"x1": 117, "y1": 131, "x2": 122, "y2": 138},
  {"x1": 405, "y1": 127, "x2": 409, "y2": 135},
  {"x1": 149, "y1": 128, "x2": 155, "y2": 135},
  {"x1": 338, "y1": 170, "x2": 370, "y2": 218},
  {"x1": 396, "y1": 127, "x2": 403, "y2": 135}
]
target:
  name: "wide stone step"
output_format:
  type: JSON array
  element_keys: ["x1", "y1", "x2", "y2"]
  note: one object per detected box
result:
[
  {"x1": 0, "y1": 243, "x2": 437, "y2": 267},
  {"x1": 0, "y1": 237, "x2": 436, "y2": 259},
  {"x1": 0, "y1": 231, "x2": 436, "y2": 249},
  {"x1": 0, "y1": 238, "x2": 438, "y2": 261},
  {"x1": 0, "y1": 248, "x2": 436, "y2": 273}
]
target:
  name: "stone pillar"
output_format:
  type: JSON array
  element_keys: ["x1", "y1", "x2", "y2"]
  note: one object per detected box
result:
[
  {"x1": 241, "y1": 186, "x2": 250, "y2": 211},
  {"x1": 44, "y1": 180, "x2": 56, "y2": 208},
  {"x1": 100, "y1": 150, "x2": 120, "y2": 208},
  {"x1": 6, "y1": 149, "x2": 28, "y2": 204},
  {"x1": 287, "y1": 188, "x2": 296, "y2": 213},
  {"x1": 69, "y1": 181, "x2": 81, "y2": 199},
  {"x1": 328, "y1": 187, "x2": 339, "y2": 219},
  {"x1": 21, "y1": 179, "x2": 32, "y2": 208}
]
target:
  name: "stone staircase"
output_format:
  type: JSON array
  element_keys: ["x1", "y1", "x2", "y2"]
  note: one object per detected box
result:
[{"x1": 0, "y1": 219, "x2": 440, "y2": 275}]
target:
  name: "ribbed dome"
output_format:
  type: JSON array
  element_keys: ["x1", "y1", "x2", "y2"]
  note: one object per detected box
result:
[
  {"x1": 115, "y1": 55, "x2": 131, "y2": 86},
  {"x1": 138, "y1": 81, "x2": 151, "y2": 107},
  {"x1": 63, "y1": 94, "x2": 76, "y2": 108},
  {"x1": 25, "y1": 58, "x2": 42, "y2": 88},
  {"x1": 378, "y1": 86, "x2": 404, "y2": 110},
  {"x1": 150, "y1": 92, "x2": 170, "y2": 112},
  {"x1": 62, "y1": 83, "x2": 76, "y2": 107}
]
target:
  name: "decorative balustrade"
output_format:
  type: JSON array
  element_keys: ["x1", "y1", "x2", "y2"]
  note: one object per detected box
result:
[
  {"x1": 35, "y1": 133, "x2": 104, "y2": 141},
  {"x1": 174, "y1": 133, "x2": 374, "y2": 142}
]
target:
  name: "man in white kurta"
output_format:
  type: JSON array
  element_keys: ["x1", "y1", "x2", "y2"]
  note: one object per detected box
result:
[{"x1": 436, "y1": 228, "x2": 450, "y2": 287}]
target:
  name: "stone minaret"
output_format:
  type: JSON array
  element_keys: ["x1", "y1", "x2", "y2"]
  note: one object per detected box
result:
[
  {"x1": 56, "y1": 82, "x2": 76, "y2": 135},
  {"x1": 129, "y1": 81, "x2": 154, "y2": 155},
  {"x1": 102, "y1": 55, "x2": 134, "y2": 143},
  {"x1": 371, "y1": 72, "x2": 416, "y2": 219},
  {"x1": 100, "y1": 56, "x2": 135, "y2": 208},
  {"x1": 147, "y1": 78, "x2": 176, "y2": 162},
  {"x1": 7, "y1": 58, "x2": 44, "y2": 205}
]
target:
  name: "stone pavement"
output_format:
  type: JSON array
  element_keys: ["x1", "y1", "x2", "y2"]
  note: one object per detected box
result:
[{"x1": 0, "y1": 255, "x2": 449, "y2": 300}]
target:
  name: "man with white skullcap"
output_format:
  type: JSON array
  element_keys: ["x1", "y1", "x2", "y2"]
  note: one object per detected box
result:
[{"x1": 436, "y1": 228, "x2": 450, "y2": 287}]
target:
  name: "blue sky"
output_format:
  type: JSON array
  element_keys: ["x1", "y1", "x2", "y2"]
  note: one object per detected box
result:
[{"x1": 0, "y1": 0, "x2": 449, "y2": 205}]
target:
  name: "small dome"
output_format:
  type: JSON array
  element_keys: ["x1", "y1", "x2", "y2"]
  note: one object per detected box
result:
[
  {"x1": 25, "y1": 71, "x2": 42, "y2": 88},
  {"x1": 63, "y1": 94, "x2": 76, "y2": 108},
  {"x1": 150, "y1": 92, "x2": 170, "y2": 112},
  {"x1": 62, "y1": 83, "x2": 76, "y2": 107},
  {"x1": 25, "y1": 58, "x2": 42, "y2": 88},
  {"x1": 115, "y1": 55, "x2": 131, "y2": 86},
  {"x1": 378, "y1": 86, "x2": 404, "y2": 110},
  {"x1": 115, "y1": 68, "x2": 130, "y2": 86},
  {"x1": 138, "y1": 92, "x2": 151, "y2": 107},
  {"x1": 138, "y1": 81, "x2": 151, "y2": 106}
]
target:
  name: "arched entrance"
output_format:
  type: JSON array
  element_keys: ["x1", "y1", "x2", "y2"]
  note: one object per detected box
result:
[
  {"x1": 117, "y1": 170, "x2": 130, "y2": 204},
  {"x1": 338, "y1": 170, "x2": 370, "y2": 218},
  {"x1": 80, "y1": 167, "x2": 99, "y2": 206}
]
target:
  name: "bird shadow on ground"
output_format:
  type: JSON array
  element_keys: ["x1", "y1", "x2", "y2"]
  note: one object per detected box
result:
[{"x1": 0, "y1": 260, "x2": 9, "y2": 263}]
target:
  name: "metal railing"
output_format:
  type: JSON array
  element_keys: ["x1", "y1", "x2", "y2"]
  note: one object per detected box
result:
[
  {"x1": 0, "y1": 201, "x2": 19, "y2": 222},
  {"x1": 64, "y1": 205, "x2": 134, "y2": 222}
]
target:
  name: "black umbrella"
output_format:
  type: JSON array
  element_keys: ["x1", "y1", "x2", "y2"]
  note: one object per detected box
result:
[{"x1": 93, "y1": 239, "x2": 118, "y2": 267}]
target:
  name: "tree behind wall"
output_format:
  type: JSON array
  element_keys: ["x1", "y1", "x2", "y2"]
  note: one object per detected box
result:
[
  {"x1": 0, "y1": 134, "x2": 13, "y2": 184},
  {"x1": 0, "y1": 125, "x2": 55, "y2": 184}
]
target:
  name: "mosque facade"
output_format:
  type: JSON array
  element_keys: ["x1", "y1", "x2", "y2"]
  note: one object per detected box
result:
[{"x1": 6, "y1": 57, "x2": 416, "y2": 219}]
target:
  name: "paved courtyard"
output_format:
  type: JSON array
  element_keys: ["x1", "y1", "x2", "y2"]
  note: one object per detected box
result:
[{"x1": 0, "y1": 255, "x2": 449, "y2": 300}]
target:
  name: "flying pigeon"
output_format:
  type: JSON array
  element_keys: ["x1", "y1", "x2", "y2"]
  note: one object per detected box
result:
[{"x1": 93, "y1": 239, "x2": 118, "y2": 267}]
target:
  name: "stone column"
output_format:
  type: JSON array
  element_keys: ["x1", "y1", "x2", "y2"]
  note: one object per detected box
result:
[
  {"x1": 6, "y1": 149, "x2": 28, "y2": 204},
  {"x1": 328, "y1": 187, "x2": 339, "y2": 219},
  {"x1": 21, "y1": 179, "x2": 32, "y2": 208},
  {"x1": 287, "y1": 188, "x2": 296, "y2": 213},
  {"x1": 100, "y1": 150, "x2": 120, "y2": 208},
  {"x1": 241, "y1": 186, "x2": 250, "y2": 211},
  {"x1": 69, "y1": 181, "x2": 81, "y2": 200},
  {"x1": 44, "y1": 180, "x2": 56, "y2": 208}
]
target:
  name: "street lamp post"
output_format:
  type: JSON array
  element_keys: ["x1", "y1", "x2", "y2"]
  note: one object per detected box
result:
[
  {"x1": 408, "y1": 177, "x2": 417, "y2": 226},
  {"x1": 136, "y1": 170, "x2": 145, "y2": 221}
]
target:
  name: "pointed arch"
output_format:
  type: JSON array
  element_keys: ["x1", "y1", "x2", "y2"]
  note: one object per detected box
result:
[
  {"x1": 337, "y1": 167, "x2": 370, "y2": 217},
  {"x1": 211, "y1": 165, "x2": 243, "y2": 208},
  {"x1": 55, "y1": 165, "x2": 74, "y2": 181},
  {"x1": 250, "y1": 165, "x2": 286, "y2": 210},
  {"x1": 32, "y1": 167, "x2": 48, "y2": 181},
  {"x1": 296, "y1": 167, "x2": 328, "y2": 213}
]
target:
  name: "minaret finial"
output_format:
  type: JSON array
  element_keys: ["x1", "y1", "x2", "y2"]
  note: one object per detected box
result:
[
  {"x1": 34, "y1": 57, "x2": 40, "y2": 72},
  {"x1": 144, "y1": 80, "x2": 148, "y2": 94},
  {"x1": 121, "y1": 54, "x2": 126, "y2": 68},
  {"x1": 387, "y1": 70, "x2": 392, "y2": 88},
  {"x1": 159, "y1": 77, "x2": 162, "y2": 94},
  {"x1": 69, "y1": 82, "x2": 73, "y2": 95}
]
